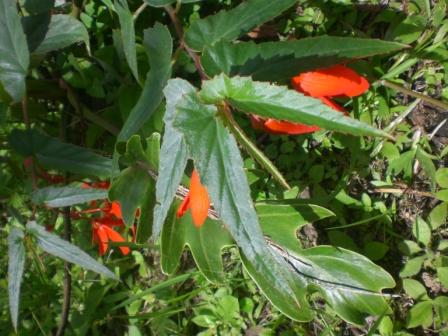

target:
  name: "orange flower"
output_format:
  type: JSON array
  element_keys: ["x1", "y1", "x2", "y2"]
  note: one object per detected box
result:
[
  {"x1": 92, "y1": 219, "x2": 130, "y2": 256},
  {"x1": 81, "y1": 181, "x2": 132, "y2": 255},
  {"x1": 251, "y1": 64, "x2": 369, "y2": 135},
  {"x1": 176, "y1": 169, "x2": 210, "y2": 228},
  {"x1": 291, "y1": 64, "x2": 369, "y2": 98}
]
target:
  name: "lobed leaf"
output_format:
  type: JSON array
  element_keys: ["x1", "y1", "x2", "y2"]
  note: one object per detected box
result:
[
  {"x1": 200, "y1": 74, "x2": 390, "y2": 138},
  {"x1": 0, "y1": 0, "x2": 30, "y2": 102},
  {"x1": 202, "y1": 37, "x2": 407, "y2": 81},
  {"x1": 184, "y1": 0, "x2": 296, "y2": 51},
  {"x1": 173, "y1": 91, "x2": 305, "y2": 309},
  {"x1": 31, "y1": 186, "x2": 108, "y2": 207},
  {"x1": 161, "y1": 203, "x2": 233, "y2": 283},
  {"x1": 27, "y1": 221, "x2": 118, "y2": 280}
]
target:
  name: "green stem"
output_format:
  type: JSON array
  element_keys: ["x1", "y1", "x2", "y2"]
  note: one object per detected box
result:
[
  {"x1": 219, "y1": 104, "x2": 291, "y2": 190},
  {"x1": 379, "y1": 79, "x2": 448, "y2": 111}
]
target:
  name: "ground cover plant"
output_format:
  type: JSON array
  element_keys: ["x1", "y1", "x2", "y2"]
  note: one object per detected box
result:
[{"x1": 1, "y1": 0, "x2": 448, "y2": 335}]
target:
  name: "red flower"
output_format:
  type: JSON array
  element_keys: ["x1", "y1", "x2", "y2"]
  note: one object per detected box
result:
[
  {"x1": 176, "y1": 169, "x2": 210, "y2": 228},
  {"x1": 92, "y1": 219, "x2": 130, "y2": 256},
  {"x1": 82, "y1": 181, "x2": 131, "y2": 256},
  {"x1": 251, "y1": 64, "x2": 369, "y2": 135}
]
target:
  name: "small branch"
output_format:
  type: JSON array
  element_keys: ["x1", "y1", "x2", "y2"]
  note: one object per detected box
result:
[
  {"x1": 56, "y1": 107, "x2": 73, "y2": 336},
  {"x1": 133, "y1": 2, "x2": 148, "y2": 20},
  {"x1": 219, "y1": 104, "x2": 291, "y2": 190},
  {"x1": 164, "y1": 5, "x2": 208, "y2": 80},
  {"x1": 55, "y1": 208, "x2": 72, "y2": 336},
  {"x1": 378, "y1": 79, "x2": 448, "y2": 111}
]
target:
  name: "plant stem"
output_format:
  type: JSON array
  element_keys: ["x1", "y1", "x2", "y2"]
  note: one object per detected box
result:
[
  {"x1": 164, "y1": 5, "x2": 208, "y2": 80},
  {"x1": 55, "y1": 208, "x2": 72, "y2": 336},
  {"x1": 133, "y1": 2, "x2": 148, "y2": 20},
  {"x1": 56, "y1": 108, "x2": 73, "y2": 336},
  {"x1": 219, "y1": 104, "x2": 291, "y2": 190},
  {"x1": 22, "y1": 95, "x2": 38, "y2": 191},
  {"x1": 378, "y1": 79, "x2": 448, "y2": 111}
]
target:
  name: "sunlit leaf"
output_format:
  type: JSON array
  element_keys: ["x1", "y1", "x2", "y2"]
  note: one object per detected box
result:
[
  {"x1": 200, "y1": 74, "x2": 390, "y2": 138},
  {"x1": 202, "y1": 37, "x2": 407, "y2": 81},
  {"x1": 185, "y1": 0, "x2": 296, "y2": 50}
]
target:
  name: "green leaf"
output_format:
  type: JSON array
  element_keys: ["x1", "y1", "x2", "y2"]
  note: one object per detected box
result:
[
  {"x1": 406, "y1": 300, "x2": 433, "y2": 328},
  {"x1": 363, "y1": 241, "x2": 389, "y2": 261},
  {"x1": 27, "y1": 221, "x2": 118, "y2": 280},
  {"x1": 118, "y1": 23, "x2": 172, "y2": 141},
  {"x1": 437, "y1": 267, "x2": 448, "y2": 289},
  {"x1": 0, "y1": 0, "x2": 30, "y2": 102},
  {"x1": 33, "y1": 14, "x2": 90, "y2": 54},
  {"x1": 173, "y1": 90, "x2": 315, "y2": 315},
  {"x1": 416, "y1": 147, "x2": 436, "y2": 190},
  {"x1": 109, "y1": 167, "x2": 151, "y2": 226},
  {"x1": 400, "y1": 256, "x2": 425, "y2": 278},
  {"x1": 114, "y1": 0, "x2": 138, "y2": 82},
  {"x1": 243, "y1": 203, "x2": 334, "y2": 322},
  {"x1": 152, "y1": 79, "x2": 194, "y2": 240},
  {"x1": 398, "y1": 240, "x2": 422, "y2": 256},
  {"x1": 9, "y1": 129, "x2": 113, "y2": 177},
  {"x1": 144, "y1": 0, "x2": 201, "y2": 7},
  {"x1": 202, "y1": 37, "x2": 407, "y2": 81},
  {"x1": 256, "y1": 202, "x2": 334, "y2": 253},
  {"x1": 184, "y1": 0, "x2": 296, "y2": 51},
  {"x1": 412, "y1": 216, "x2": 431, "y2": 246},
  {"x1": 429, "y1": 202, "x2": 447, "y2": 229},
  {"x1": 436, "y1": 168, "x2": 448, "y2": 189},
  {"x1": 200, "y1": 74, "x2": 390, "y2": 138},
  {"x1": 111, "y1": 135, "x2": 155, "y2": 226},
  {"x1": 8, "y1": 226, "x2": 26, "y2": 331},
  {"x1": 161, "y1": 202, "x2": 233, "y2": 283},
  {"x1": 402, "y1": 279, "x2": 429, "y2": 300},
  {"x1": 298, "y1": 246, "x2": 394, "y2": 325},
  {"x1": 31, "y1": 186, "x2": 108, "y2": 207},
  {"x1": 436, "y1": 190, "x2": 448, "y2": 202}
]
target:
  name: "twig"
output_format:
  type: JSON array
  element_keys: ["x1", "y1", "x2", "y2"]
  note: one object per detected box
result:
[
  {"x1": 133, "y1": 2, "x2": 148, "y2": 20},
  {"x1": 164, "y1": 5, "x2": 208, "y2": 80},
  {"x1": 56, "y1": 109, "x2": 72, "y2": 336},
  {"x1": 378, "y1": 79, "x2": 448, "y2": 111},
  {"x1": 219, "y1": 104, "x2": 291, "y2": 190},
  {"x1": 55, "y1": 208, "x2": 72, "y2": 336}
]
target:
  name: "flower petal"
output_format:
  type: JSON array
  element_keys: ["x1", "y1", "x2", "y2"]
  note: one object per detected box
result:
[
  {"x1": 189, "y1": 170, "x2": 210, "y2": 228},
  {"x1": 176, "y1": 193, "x2": 191, "y2": 219},
  {"x1": 264, "y1": 119, "x2": 320, "y2": 135},
  {"x1": 103, "y1": 225, "x2": 130, "y2": 255},
  {"x1": 291, "y1": 65, "x2": 369, "y2": 98},
  {"x1": 109, "y1": 201, "x2": 122, "y2": 219},
  {"x1": 93, "y1": 223, "x2": 109, "y2": 256}
]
